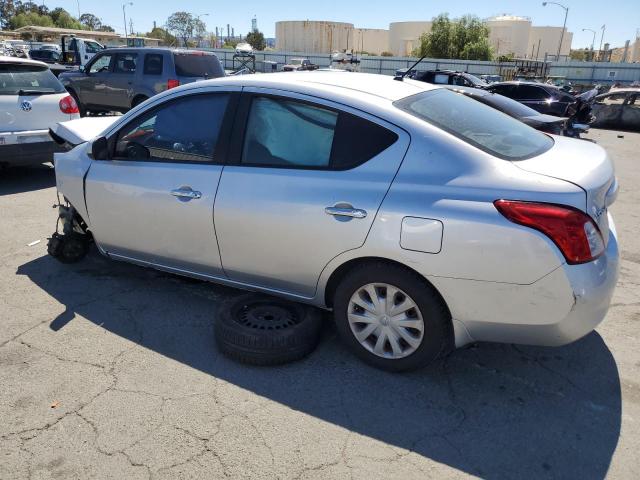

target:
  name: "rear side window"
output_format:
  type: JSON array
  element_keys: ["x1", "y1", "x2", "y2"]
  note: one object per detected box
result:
[
  {"x1": 173, "y1": 53, "x2": 223, "y2": 78},
  {"x1": 0, "y1": 63, "x2": 65, "y2": 95},
  {"x1": 512, "y1": 85, "x2": 548, "y2": 100},
  {"x1": 113, "y1": 53, "x2": 137, "y2": 74},
  {"x1": 241, "y1": 96, "x2": 398, "y2": 169},
  {"x1": 394, "y1": 89, "x2": 553, "y2": 160},
  {"x1": 144, "y1": 54, "x2": 163, "y2": 75}
]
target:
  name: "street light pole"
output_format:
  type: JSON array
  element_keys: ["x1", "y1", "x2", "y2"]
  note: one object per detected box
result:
[
  {"x1": 582, "y1": 28, "x2": 596, "y2": 61},
  {"x1": 542, "y1": 2, "x2": 569, "y2": 61},
  {"x1": 122, "y1": 2, "x2": 133, "y2": 40}
]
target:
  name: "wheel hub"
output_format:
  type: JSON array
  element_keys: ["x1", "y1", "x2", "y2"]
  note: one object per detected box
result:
[
  {"x1": 235, "y1": 301, "x2": 300, "y2": 330},
  {"x1": 347, "y1": 283, "x2": 425, "y2": 359}
]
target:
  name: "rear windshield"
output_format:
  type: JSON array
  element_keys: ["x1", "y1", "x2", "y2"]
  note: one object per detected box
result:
[
  {"x1": 394, "y1": 89, "x2": 554, "y2": 160},
  {"x1": 0, "y1": 63, "x2": 64, "y2": 95},
  {"x1": 173, "y1": 53, "x2": 224, "y2": 78}
]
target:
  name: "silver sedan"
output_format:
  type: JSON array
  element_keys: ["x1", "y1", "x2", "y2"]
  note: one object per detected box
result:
[{"x1": 52, "y1": 72, "x2": 619, "y2": 371}]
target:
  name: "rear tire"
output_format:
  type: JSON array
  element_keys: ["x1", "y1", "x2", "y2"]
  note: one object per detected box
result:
[
  {"x1": 215, "y1": 294, "x2": 323, "y2": 366},
  {"x1": 333, "y1": 262, "x2": 451, "y2": 372}
]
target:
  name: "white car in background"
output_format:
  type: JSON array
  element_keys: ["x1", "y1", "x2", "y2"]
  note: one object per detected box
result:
[{"x1": 0, "y1": 56, "x2": 79, "y2": 167}]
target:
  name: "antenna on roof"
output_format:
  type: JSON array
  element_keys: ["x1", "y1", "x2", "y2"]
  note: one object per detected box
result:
[{"x1": 394, "y1": 53, "x2": 428, "y2": 81}]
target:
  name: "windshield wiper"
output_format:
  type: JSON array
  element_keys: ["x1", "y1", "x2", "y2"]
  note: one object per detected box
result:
[{"x1": 17, "y1": 89, "x2": 56, "y2": 95}]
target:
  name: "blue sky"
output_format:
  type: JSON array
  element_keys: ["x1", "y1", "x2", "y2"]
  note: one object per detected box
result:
[{"x1": 50, "y1": 0, "x2": 638, "y2": 48}]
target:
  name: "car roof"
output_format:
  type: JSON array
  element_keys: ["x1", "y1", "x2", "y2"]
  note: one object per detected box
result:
[
  {"x1": 210, "y1": 71, "x2": 437, "y2": 102},
  {"x1": 603, "y1": 88, "x2": 639, "y2": 94},
  {"x1": 100, "y1": 47, "x2": 218, "y2": 55},
  {"x1": 0, "y1": 55, "x2": 48, "y2": 67},
  {"x1": 490, "y1": 80, "x2": 557, "y2": 89}
]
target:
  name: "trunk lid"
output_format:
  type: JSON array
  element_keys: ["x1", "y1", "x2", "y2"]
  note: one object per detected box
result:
[
  {"x1": 513, "y1": 136, "x2": 617, "y2": 243},
  {"x1": 0, "y1": 93, "x2": 68, "y2": 133},
  {"x1": 50, "y1": 116, "x2": 119, "y2": 146}
]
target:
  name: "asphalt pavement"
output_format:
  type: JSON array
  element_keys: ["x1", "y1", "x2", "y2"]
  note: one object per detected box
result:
[{"x1": 1, "y1": 128, "x2": 639, "y2": 479}]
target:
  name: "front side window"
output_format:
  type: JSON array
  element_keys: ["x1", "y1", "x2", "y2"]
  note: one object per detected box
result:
[
  {"x1": 598, "y1": 93, "x2": 626, "y2": 105},
  {"x1": 241, "y1": 96, "x2": 398, "y2": 169},
  {"x1": 395, "y1": 89, "x2": 554, "y2": 160},
  {"x1": 85, "y1": 41, "x2": 102, "y2": 53},
  {"x1": 113, "y1": 53, "x2": 138, "y2": 74},
  {"x1": 114, "y1": 94, "x2": 229, "y2": 162},
  {"x1": 89, "y1": 54, "x2": 112, "y2": 73}
]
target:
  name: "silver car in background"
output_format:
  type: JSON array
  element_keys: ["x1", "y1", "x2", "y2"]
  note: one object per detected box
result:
[{"x1": 52, "y1": 72, "x2": 619, "y2": 371}]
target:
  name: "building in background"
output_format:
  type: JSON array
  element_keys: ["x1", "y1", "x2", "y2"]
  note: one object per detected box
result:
[
  {"x1": 11, "y1": 25, "x2": 161, "y2": 47},
  {"x1": 275, "y1": 16, "x2": 575, "y2": 59},
  {"x1": 388, "y1": 21, "x2": 432, "y2": 56}
]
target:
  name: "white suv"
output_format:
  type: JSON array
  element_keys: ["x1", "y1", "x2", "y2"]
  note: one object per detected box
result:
[{"x1": 0, "y1": 56, "x2": 79, "y2": 167}]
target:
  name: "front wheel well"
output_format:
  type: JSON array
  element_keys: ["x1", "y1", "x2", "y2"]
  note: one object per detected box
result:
[{"x1": 323, "y1": 257, "x2": 449, "y2": 314}]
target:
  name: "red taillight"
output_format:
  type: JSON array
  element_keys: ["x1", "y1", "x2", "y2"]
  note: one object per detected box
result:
[
  {"x1": 59, "y1": 95, "x2": 79, "y2": 114},
  {"x1": 167, "y1": 79, "x2": 180, "y2": 89},
  {"x1": 494, "y1": 200, "x2": 604, "y2": 264}
]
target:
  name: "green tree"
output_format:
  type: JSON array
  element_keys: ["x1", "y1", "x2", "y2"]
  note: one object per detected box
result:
[
  {"x1": 98, "y1": 25, "x2": 115, "y2": 32},
  {"x1": 166, "y1": 11, "x2": 194, "y2": 47},
  {"x1": 146, "y1": 26, "x2": 176, "y2": 46},
  {"x1": 49, "y1": 7, "x2": 83, "y2": 29},
  {"x1": 245, "y1": 29, "x2": 265, "y2": 50},
  {"x1": 9, "y1": 11, "x2": 54, "y2": 29},
  {"x1": 79, "y1": 13, "x2": 101, "y2": 30},
  {"x1": 413, "y1": 13, "x2": 492, "y2": 60}
]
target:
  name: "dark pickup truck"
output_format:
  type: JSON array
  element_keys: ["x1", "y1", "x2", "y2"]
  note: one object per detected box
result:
[{"x1": 283, "y1": 58, "x2": 319, "y2": 72}]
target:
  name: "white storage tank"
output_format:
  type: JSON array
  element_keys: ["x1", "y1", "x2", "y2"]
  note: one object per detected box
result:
[
  {"x1": 275, "y1": 21, "x2": 354, "y2": 53},
  {"x1": 389, "y1": 21, "x2": 432, "y2": 57},
  {"x1": 528, "y1": 26, "x2": 573, "y2": 60},
  {"x1": 486, "y1": 15, "x2": 532, "y2": 58},
  {"x1": 352, "y1": 28, "x2": 389, "y2": 56}
]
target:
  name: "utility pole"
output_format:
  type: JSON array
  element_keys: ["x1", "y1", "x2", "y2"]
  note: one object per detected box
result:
[
  {"x1": 598, "y1": 25, "x2": 606, "y2": 61},
  {"x1": 122, "y1": 2, "x2": 133, "y2": 40},
  {"x1": 582, "y1": 28, "x2": 596, "y2": 61}
]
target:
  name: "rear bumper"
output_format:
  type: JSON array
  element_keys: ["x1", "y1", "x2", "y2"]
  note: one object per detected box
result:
[
  {"x1": 434, "y1": 214, "x2": 619, "y2": 347},
  {"x1": 0, "y1": 141, "x2": 63, "y2": 166}
]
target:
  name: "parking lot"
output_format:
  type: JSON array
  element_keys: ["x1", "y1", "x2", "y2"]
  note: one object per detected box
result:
[{"x1": 0, "y1": 128, "x2": 638, "y2": 479}]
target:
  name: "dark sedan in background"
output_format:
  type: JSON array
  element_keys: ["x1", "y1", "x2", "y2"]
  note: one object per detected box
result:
[
  {"x1": 486, "y1": 81, "x2": 576, "y2": 117},
  {"x1": 444, "y1": 85, "x2": 567, "y2": 135}
]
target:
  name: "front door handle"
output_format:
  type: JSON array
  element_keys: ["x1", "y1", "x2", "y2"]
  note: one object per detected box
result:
[
  {"x1": 325, "y1": 206, "x2": 367, "y2": 219},
  {"x1": 171, "y1": 187, "x2": 202, "y2": 200}
]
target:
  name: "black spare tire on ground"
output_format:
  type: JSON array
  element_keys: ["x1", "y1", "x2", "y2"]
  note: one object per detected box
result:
[{"x1": 214, "y1": 294, "x2": 323, "y2": 366}]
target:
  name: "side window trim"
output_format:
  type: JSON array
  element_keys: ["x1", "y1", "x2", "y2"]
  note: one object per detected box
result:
[
  {"x1": 106, "y1": 91, "x2": 240, "y2": 165},
  {"x1": 227, "y1": 91, "x2": 400, "y2": 171}
]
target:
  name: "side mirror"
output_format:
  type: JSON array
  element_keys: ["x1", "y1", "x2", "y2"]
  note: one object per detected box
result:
[
  {"x1": 91, "y1": 136, "x2": 109, "y2": 160},
  {"x1": 78, "y1": 65, "x2": 85, "y2": 73}
]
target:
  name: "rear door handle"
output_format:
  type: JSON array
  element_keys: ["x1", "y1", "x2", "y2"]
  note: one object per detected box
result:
[
  {"x1": 171, "y1": 188, "x2": 202, "y2": 200},
  {"x1": 325, "y1": 206, "x2": 367, "y2": 218}
]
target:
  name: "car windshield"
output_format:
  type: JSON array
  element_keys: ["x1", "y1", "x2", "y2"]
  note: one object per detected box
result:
[
  {"x1": 477, "y1": 92, "x2": 542, "y2": 118},
  {"x1": 394, "y1": 89, "x2": 554, "y2": 160},
  {"x1": 0, "y1": 63, "x2": 65, "y2": 95},
  {"x1": 173, "y1": 53, "x2": 223, "y2": 78}
]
